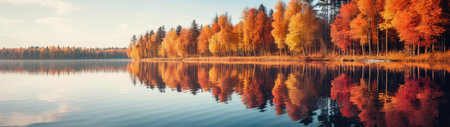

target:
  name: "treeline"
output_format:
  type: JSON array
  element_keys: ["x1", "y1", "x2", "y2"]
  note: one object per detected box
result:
[
  {"x1": 330, "y1": 0, "x2": 448, "y2": 56},
  {"x1": 127, "y1": 0, "x2": 449, "y2": 59},
  {"x1": 0, "y1": 46, "x2": 128, "y2": 59}
]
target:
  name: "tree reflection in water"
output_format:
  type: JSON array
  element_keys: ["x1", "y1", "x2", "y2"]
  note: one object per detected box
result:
[{"x1": 127, "y1": 61, "x2": 449, "y2": 127}]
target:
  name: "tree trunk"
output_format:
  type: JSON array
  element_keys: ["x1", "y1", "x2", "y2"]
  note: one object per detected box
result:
[
  {"x1": 368, "y1": 34, "x2": 372, "y2": 56},
  {"x1": 303, "y1": 46, "x2": 307, "y2": 56},
  {"x1": 386, "y1": 28, "x2": 388, "y2": 55},
  {"x1": 368, "y1": 19, "x2": 372, "y2": 56},
  {"x1": 279, "y1": 49, "x2": 282, "y2": 56},
  {"x1": 444, "y1": 34, "x2": 446, "y2": 52},
  {"x1": 362, "y1": 45, "x2": 365, "y2": 56},
  {"x1": 432, "y1": 43, "x2": 434, "y2": 53},
  {"x1": 417, "y1": 44, "x2": 420, "y2": 55},
  {"x1": 353, "y1": 40, "x2": 356, "y2": 56},
  {"x1": 376, "y1": 2, "x2": 380, "y2": 57},
  {"x1": 252, "y1": 41, "x2": 256, "y2": 56}
]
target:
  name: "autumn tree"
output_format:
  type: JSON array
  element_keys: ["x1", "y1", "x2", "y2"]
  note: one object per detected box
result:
[
  {"x1": 131, "y1": 36, "x2": 145, "y2": 59},
  {"x1": 284, "y1": 0, "x2": 303, "y2": 21},
  {"x1": 380, "y1": 0, "x2": 446, "y2": 55},
  {"x1": 152, "y1": 26, "x2": 166, "y2": 57},
  {"x1": 356, "y1": 0, "x2": 384, "y2": 56},
  {"x1": 143, "y1": 30, "x2": 156, "y2": 58},
  {"x1": 380, "y1": 0, "x2": 396, "y2": 55},
  {"x1": 255, "y1": 4, "x2": 274, "y2": 55},
  {"x1": 209, "y1": 14, "x2": 236, "y2": 56},
  {"x1": 331, "y1": 1, "x2": 358, "y2": 54},
  {"x1": 242, "y1": 8, "x2": 259, "y2": 56},
  {"x1": 177, "y1": 29, "x2": 190, "y2": 57},
  {"x1": 160, "y1": 30, "x2": 179, "y2": 57},
  {"x1": 209, "y1": 34, "x2": 221, "y2": 56},
  {"x1": 283, "y1": 0, "x2": 304, "y2": 55},
  {"x1": 211, "y1": 15, "x2": 221, "y2": 33},
  {"x1": 198, "y1": 25, "x2": 213, "y2": 56},
  {"x1": 389, "y1": 0, "x2": 446, "y2": 55},
  {"x1": 219, "y1": 14, "x2": 237, "y2": 55},
  {"x1": 286, "y1": 5, "x2": 318, "y2": 55},
  {"x1": 351, "y1": 14, "x2": 369, "y2": 55},
  {"x1": 414, "y1": 0, "x2": 446, "y2": 53},
  {"x1": 271, "y1": 0, "x2": 288, "y2": 55},
  {"x1": 234, "y1": 22, "x2": 245, "y2": 55}
]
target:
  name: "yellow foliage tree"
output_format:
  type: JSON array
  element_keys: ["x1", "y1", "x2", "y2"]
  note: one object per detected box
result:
[
  {"x1": 161, "y1": 30, "x2": 179, "y2": 57},
  {"x1": 218, "y1": 14, "x2": 237, "y2": 56},
  {"x1": 234, "y1": 22, "x2": 245, "y2": 55},
  {"x1": 208, "y1": 34, "x2": 221, "y2": 56},
  {"x1": 285, "y1": 6, "x2": 317, "y2": 55}
]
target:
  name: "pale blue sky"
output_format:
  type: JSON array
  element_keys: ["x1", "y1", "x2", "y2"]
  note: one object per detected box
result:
[{"x1": 0, "y1": 0, "x2": 278, "y2": 48}]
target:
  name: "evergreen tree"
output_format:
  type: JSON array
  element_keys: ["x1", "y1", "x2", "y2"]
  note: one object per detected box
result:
[
  {"x1": 190, "y1": 20, "x2": 200, "y2": 55},
  {"x1": 176, "y1": 25, "x2": 183, "y2": 36},
  {"x1": 130, "y1": 35, "x2": 137, "y2": 45}
]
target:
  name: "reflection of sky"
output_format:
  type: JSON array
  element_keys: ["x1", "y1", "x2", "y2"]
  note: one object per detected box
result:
[
  {"x1": 0, "y1": 103, "x2": 78, "y2": 126},
  {"x1": 0, "y1": 72, "x2": 129, "y2": 126},
  {"x1": 0, "y1": 71, "x2": 300, "y2": 126}
]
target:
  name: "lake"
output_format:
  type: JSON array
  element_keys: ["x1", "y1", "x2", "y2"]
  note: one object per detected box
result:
[{"x1": 0, "y1": 60, "x2": 449, "y2": 127}]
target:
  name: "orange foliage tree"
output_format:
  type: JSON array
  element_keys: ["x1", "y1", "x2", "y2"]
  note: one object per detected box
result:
[
  {"x1": 350, "y1": 14, "x2": 369, "y2": 55},
  {"x1": 177, "y1": 29, "x2": 190, "y2": 57},
  {"x1": 331, "y1": 1, "x2": 358, "y2": 52},
  {"x1": 242, "y1": 8, "x2": 259, "y2": 56},
  {"x1": 198, "y1": 25, "x2": 213, "y2": 56},
  {"x1": 271, "y1": 0, "x2": 288, "y2": 55}
]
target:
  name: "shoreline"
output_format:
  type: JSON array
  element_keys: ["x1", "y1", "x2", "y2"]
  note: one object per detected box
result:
[{"x1": 135, "y1": 54, "x2": 450, "y2": 63}]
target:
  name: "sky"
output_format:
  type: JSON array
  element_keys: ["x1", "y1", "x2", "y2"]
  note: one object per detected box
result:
[{"x1": 0, "y1": 0, "x2": 278, "y2": 48}]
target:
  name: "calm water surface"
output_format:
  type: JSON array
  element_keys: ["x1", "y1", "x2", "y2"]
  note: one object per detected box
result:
[{"x1": 0, "y1": 60, "x2": 449, "y2": 127}]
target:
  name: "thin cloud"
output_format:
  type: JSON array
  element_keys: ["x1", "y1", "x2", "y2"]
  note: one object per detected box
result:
[
  {"x1": 36, "y1": 17, "x2": 74, "y2": 32},
  {"x1": 0, "y1": 0, "x2": 80, "y2": 14},
  {"x1": 0, "y1": 17, "x2": 23, "y2": 27},
  {"x1": 118, "y1": 23, "x2": 129, "y2": 31}
]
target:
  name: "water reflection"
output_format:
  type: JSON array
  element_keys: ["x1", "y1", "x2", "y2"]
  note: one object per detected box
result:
[
  {"x1": 0, "y1": 60, "x2": 448, "y2": 126},
  {"x1": 0, "y1": 60, "x2": 128, "y2": 75},
  {"x1": 0, "y1": 103, "x2": 79, "y2": 127},
  {"x1": 127, "y1": 61, "x2": 450, "y2": 126}
]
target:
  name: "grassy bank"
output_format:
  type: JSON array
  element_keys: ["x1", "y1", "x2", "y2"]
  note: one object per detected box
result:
[
  {"x1": 326, "y1": 51, "x2": 450, "y2": 62},
  {"x1": 136, "y1": 51, "x2": 450, "y2": 63}
]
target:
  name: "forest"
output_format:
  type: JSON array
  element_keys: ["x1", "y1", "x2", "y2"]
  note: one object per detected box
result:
[
  {"x1": 0, "y1": 46, "x2": 127, "y2": 59},
  {"x1": 127, "y1": 0, "x2": 449, "y2": 60}
]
